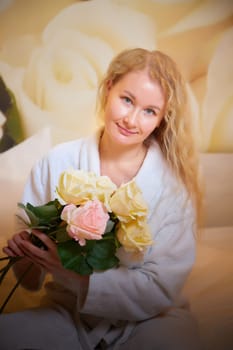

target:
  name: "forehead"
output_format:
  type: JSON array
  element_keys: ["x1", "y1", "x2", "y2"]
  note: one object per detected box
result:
[{"x1": 113, "y1": 70, "x2": 165, "y2": 107}]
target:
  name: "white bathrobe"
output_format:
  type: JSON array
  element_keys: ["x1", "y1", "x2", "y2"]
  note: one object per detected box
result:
[{"x1": 0, "y1": 131, "x2": 201, "y2": 350}]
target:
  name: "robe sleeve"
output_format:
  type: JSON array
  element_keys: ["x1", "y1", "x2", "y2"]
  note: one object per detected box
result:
[
  {"x1": 81, "y1": 191, "x2": 196, "y2": 322},
  {"x1": 20, "y1": 158, "x2": 51, "y2": 206}
]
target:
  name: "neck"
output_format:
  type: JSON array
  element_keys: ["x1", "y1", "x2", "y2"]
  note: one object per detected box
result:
[
  {"x1": 99, "y1": 129, "x2": 147, "y2": 186},
  {"x1": 99, "y1": 130, "x2": 146, "y2": 163}
]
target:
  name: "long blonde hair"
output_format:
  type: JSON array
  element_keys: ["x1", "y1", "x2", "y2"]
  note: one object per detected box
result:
[{"x1": 97, "y1": 48, "x2": 203, "y2": 226}]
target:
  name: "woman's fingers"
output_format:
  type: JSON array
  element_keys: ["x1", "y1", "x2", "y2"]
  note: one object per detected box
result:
[
  {"x1": 17, "y1": 230, "x2": 55, "y2": 258},
  {"x1": 2, "y1": 246, "x2": 18, "y2": 257},
  {"x1": 17, "y1": 241, "x2": 48, "y2": 268},
  {"x1": 2, "y1": 230, "x2": 61, "y2": 273},
  {"x1": 19, "y1": 230, "x2": 61, "y2": 271},
  {"x1": 19, "y1": 239, "x2": 46, "y2": 258},
  {"x1": 3, "y1": 229, "x2": 62, "y2": 273},
  {"x1": 4, "y1": 231, "x2": 30, "y2": 257},
  {"x1": 31, "y1": 230, "x2": 57, "y2": 251},
  {"x1": 19, "y1": 230, "x2": 31, "y2": 241}
]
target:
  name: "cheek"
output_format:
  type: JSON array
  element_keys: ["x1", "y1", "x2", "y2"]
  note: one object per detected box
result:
[
  {"x1": 141, "y1": 118, "x2": 161, "y2": 134},
  {"x1": 104, "y1": 99, "x2": 128, "y2": 122}
]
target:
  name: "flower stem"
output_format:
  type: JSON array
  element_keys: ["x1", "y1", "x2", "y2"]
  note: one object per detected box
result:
[
  {"x1": 0, "y1": 262, "x2": 33, "y2": 314},
  {"x1": 0, "y1": 257, "x2": 11, "y2": 261},
  {"x1": 0, "y1": 257, "x2": 21, "y2": 284}
]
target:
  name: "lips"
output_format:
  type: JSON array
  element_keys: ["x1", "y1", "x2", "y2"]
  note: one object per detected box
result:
[{"x1": 116, "y1": 123, "x2": 138, "y2": 135}]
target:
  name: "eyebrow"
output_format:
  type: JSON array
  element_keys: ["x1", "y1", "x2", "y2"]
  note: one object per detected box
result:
[{"x1": 123, "y1": 90, "x2": 161, "y2": 112}]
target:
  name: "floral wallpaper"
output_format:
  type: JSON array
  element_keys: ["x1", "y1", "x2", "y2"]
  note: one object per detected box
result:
[{"x1": 0, "y1": 0, "x2": 232, "y2": 153}]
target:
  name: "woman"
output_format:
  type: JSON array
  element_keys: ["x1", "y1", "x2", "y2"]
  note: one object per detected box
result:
[{"x1": 0, "y1": 48, "x2": 202, "y2": 349}]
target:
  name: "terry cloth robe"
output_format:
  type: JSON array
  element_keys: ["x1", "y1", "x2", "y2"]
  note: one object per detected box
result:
[{"x1": 0, "y1": 130, "x2": 199, "y2": 350}]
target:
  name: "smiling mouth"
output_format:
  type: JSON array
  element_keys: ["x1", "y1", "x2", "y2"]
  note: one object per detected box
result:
[{"x1": 116, "y1": 123, "x2": 138, "y2": 135}]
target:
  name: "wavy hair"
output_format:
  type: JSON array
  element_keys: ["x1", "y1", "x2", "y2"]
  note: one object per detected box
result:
[{"x1": 97, "y1": 48, "x2": 203, "y2": 227}]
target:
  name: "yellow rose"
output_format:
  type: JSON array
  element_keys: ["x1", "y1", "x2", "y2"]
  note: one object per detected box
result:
[
  {"x1": 56, "y1": 169, "x2": 95, "y2": 205},
  {"x1": 109, "y1": 179, "x2": 148, "y2": 223},
  {"x1": 95, "y1": 176, "x2": 117, "y2": 211},
  {"x1": 56, "y1": 169, "x2": 116, "y2": 207},
  {"x1": 117, "y1": 220, "x2": 153, "y2": 253}
]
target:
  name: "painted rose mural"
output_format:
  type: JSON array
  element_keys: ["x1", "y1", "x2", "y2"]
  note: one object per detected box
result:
[
  {"x1": 0, "y1": 0, "x2": 232, "y2": 238},
  {"x1": 0, "y1": 0, "x2": 232, "y2": 152}
]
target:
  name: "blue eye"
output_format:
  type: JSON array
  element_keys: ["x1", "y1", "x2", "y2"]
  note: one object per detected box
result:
[
  {"x1": 122, "y1": 96, "x2": 132, "y2": 104},
  {"x1": 144, "y1": 108, "x2": 156, "y2": 116}
]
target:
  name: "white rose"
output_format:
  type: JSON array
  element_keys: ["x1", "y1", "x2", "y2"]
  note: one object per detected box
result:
[
  {"x1": 0, "y1": 0, "x2": 232, "y2": 151},
  {"x1": 0, "y1": 0, "x2": 156, "y2": 145}
]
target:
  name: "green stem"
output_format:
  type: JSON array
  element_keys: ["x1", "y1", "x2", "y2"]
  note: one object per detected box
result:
[
  {"x1": 0, "y1": 257, "x2": 21, "y2": 284},
  {"x1": 0, "y1": 262, "x2": 33, "y2": 314},
  {"x1": 0, "y1": 256, "x2": 11, "y2": 261}
]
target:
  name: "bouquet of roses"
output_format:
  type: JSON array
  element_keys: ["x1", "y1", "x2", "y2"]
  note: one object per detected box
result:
[{"x1": 0, "y1": 169, "x2": 153, "y2": 312}]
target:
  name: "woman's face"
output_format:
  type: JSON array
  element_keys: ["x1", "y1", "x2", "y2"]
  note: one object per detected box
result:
[{"x1": 103, "y1": 70, "x2": 165, "y2": 148}]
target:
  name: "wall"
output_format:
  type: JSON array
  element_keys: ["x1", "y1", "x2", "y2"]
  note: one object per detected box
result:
[{"x1": 0, "y1": 0, "x2": 232, "y2": 232}]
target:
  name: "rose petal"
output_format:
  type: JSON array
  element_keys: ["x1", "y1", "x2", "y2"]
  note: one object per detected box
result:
[
  {"x1": 162, "y1": 0, "x2": 233, "y2": 35},
  {"x1": 44, "y1": 0, "x2": 157, "y2": 51},
  {"x1": 120, "y1": 0, "x2": 199, "y2": 34},
  {"x1": 202, "y1": 27, "x2": 233, "y2": 151}
]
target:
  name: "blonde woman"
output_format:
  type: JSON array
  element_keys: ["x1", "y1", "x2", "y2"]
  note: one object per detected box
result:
[{"x1": 1, "y1": 48, "x2": 202, "y2": 349}]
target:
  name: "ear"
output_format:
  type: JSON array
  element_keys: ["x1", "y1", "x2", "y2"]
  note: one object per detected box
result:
[{"x1": 106, "y1": 79, "x2": 113, "y2": 91}]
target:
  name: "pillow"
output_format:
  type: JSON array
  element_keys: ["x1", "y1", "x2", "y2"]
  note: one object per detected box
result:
[
  {"x1": 0, "y1": 128, "x2": 51, "y2": 313},
  {"x1": 0, "y1": 128, "x2": 51, "y2": 239}
]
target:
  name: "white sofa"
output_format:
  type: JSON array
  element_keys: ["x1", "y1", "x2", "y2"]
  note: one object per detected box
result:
[
  {"x1": 182, "y1": 153, "x2": 233, "y2": 350},
  {"x1": 0, "y1": 131, "x2": 232, "y2": 350}
]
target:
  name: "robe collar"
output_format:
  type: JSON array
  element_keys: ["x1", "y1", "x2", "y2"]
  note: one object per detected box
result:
[{"x1": 80, "y1": 129, "x2": 168, "y2": 218}]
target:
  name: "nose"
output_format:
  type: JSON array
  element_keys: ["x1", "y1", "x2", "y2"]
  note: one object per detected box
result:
[{"x1": 124, "y1": 108, "x2": 139, "y2": 126}]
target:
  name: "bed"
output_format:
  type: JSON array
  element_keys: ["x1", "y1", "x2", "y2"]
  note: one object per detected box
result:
[{"x1": 0, "y1": 130, "x2": 232, "y2": 350}]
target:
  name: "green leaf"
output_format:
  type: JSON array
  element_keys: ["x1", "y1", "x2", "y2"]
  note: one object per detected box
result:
[
  {"x1": 73, "y1": 255, "x2": 93, "y2": 276},
  {"x1": 27, "y1": 200, "x2": 62, "y2": 221},
  {"x1": 102, "y1": 231, "x2": 121, "y2": 249},
  {"x1": 18, "y1": 203, "x2": 40, "y2": 227},
  {"x1": 87, "y1": 239, "x2": 119, "y2": 271},
  {"x1": 18, "y1": 200, "x2": 63, "y2": 228},
  {"x1": 0, "y1": 76, "x2": 12, "y2": 113},
  {"x1": 82, "y1": 239, "x2": 96, "y2": 253},
  {"x1": 57, "y1": 237, "x2": 119, "y2": 275},
  {"x1": 58, "y1": 241, "x2": 93, "y2": 276},
  {"x1": 51, "y1": 225, "x2": 69, "y2": 242},
  {"x1": 0, "y1": 76, "x2": 25, "y2": 152}
]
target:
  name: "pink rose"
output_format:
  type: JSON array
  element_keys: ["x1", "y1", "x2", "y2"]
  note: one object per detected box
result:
[{"x1": 61, "y1": 199, "x2": 109, "y2": 246}]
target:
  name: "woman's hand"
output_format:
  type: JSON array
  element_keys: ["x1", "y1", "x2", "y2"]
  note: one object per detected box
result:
[
  {"x1": 3, "y1": 230, "x2": 89, "y2": 298},
  {"x1": 26, "y1": 231, "x2": 90, "y2": 303},
  {"x1": 2, "y1": 231, "x2": 46, "y2": 290},
  {"x1": 11, "y1": 230, "x2": 63, "y2": 275},
  {"x1": 3, "y1": 230, "x2": 31, "y2": 258},
  {"x1": 3, "y1": 230, "x2": 62, "y2": 273}
]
